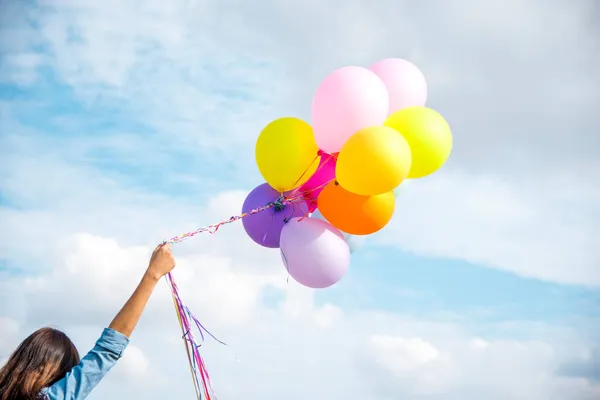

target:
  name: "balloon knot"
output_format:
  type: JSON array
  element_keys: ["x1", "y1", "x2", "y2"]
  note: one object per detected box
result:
[
  {"x1": 272, "y1": 198, "x2": 285, "y2": 211},
  {"x1": 334, "y1": 181, "x2": 339, "y2": 186}
]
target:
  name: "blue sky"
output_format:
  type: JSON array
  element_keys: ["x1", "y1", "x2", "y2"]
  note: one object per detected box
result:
[
  {"x1": 1, "y1": 1, "x2": 599, "y2": 399},
  {"x1": 3, "y1": 31, "x2": 597, "y2": 328}
]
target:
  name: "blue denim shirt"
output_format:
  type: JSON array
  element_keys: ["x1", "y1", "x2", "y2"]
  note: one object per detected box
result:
[{"x1": 44, "y1": 328, "x2": 129, "y2": 400}]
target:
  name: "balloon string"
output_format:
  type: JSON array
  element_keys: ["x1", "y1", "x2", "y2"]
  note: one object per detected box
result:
[
  {"x1": 162, "y1": 152, "x2": 335, "y2": 246},
  {"x1": 162, "y1": 194, "x2": 308, "y2": 246},
  {"x1": 286, "y1": 153, "x2": 321, "y2": 195},
  {"x1": 285, "y1": 150, "x2": 336, "y2": 198},
  {"x1": 288, "y1": 151, "x2": 337, "y2": 211},
  {"x1": 161, "y1": 152, "x2": 335, "y2": 399}
]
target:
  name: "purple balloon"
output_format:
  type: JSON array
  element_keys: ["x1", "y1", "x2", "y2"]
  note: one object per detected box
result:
[
  {"x1": 280, "y1": 217, "x2": 350, "y2": 289},
  {"x1": 242, "y1": 183, "x2": 309, "y2": 248}
]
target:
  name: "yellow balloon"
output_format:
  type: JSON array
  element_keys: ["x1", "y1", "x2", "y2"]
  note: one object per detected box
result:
[
  {"x1": 255, "y1": 117, "x2": 319, "y2": 192},
  {"x1": 336, "y1": 126, "x2": 412, "y2": 196},
  {"x1": 385, "y1": 107, "x2": 452, "y2": 179}
]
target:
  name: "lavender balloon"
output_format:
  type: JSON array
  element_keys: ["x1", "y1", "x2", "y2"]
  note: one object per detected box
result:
[
  {"x1": 242, "y1": 183, "x2": 309, "y2": 248},
  {"x1": 280, "y1": 217, "x2": 350, "y2": 289}
]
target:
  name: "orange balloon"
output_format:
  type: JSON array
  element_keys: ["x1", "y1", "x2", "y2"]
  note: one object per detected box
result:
[{"x1": 317, "y1": 182, "x2": 396, "y2": 235}]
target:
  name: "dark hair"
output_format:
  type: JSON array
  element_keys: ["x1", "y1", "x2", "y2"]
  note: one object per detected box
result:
[{"x1": 0, "y1": 327, "x2": 80, "y2": 400}]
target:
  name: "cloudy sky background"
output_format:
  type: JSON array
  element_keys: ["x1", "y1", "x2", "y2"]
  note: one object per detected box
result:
[{"x1": 1, "y1": 0, "x2": 599, "y2": 398}]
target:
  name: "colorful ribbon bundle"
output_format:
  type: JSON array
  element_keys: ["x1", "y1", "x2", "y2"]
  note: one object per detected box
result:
[{"x1": 166, "y1": 272, "x2": 222, "y2": 399}]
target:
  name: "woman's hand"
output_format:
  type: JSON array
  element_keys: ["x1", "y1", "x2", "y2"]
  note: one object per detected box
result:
[{"x1": 145, "y1": 244, "x2": 176, "y2": 281}]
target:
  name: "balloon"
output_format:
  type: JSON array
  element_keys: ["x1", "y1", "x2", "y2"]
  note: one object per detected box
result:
[
  {"x1": 370, "y1": 58, "x2": 427, "y2": 114},
  {"x1": 255, "y1": 117, "x2": 319, "y2": 192},
  {"x1": 242, "y1": 183, "x2": 309, "y2": 248},
  {"x1": 317, "y1": 182, "x2": 395, "y2": 235},
  {"x1": 385, "y1": 107, "x2": 452, "y2": 179},
  {"x1": 311, "y1": 209, "x2": 365, "y2": 254},
  {"x1": 336, "y1": 126, "x2": 412, "y2": 195},
  {"x1": 280, "y1": 217, "x2": 350, "y2": 289},
  {"x1": 311, "y1": 66, "x2": 389, "y2": 153},
  {"x1": 294, "y1": 151, "x2": 336, "y2": 212}
]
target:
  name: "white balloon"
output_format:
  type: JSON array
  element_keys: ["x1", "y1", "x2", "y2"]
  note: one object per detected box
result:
[{"x1": 309, "y1": 209, "x2": 365, "y2": 254}]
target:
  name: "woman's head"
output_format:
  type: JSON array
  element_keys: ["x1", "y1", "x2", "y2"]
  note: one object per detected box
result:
[{"x1": 0, "y1": 327, "x2": 80, "y2": 400}]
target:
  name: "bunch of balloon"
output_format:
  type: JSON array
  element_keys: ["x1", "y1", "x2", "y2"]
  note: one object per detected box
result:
[
  {"x1": 310, "y1": 59, "x2": 453, "y2": 282},
  {"x1": 240, "y1": 116, "x2": 347, "y2": 289},
  {"x1": 241, "y1": 58, "x2": 453, "y2": 290}
]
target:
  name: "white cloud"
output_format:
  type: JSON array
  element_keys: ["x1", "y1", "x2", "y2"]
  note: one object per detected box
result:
[
  {"x1": 368, "y1": 334, "x2": 449, "y2": 395},
  {"x1": 0, "y1": 198, "x2": 598, "y2": 399},
  {"x1": 0, "y1": 53, "x2": 44, "y2": 85},
  {"x1": 114, "y1": 344, "x2": 149, "y2": 381},
  {"x1": 370, "y1": 335, "x2": 441, "y2": 370},
  {"x1": 363, "y1": 330, "x2": 597, "y2": 400},
  {"x1": 381, "y1": 171, "x2": 600, "y2": 285},
  {"x1": 312, "y1": 304, "x2": 344, "y2": 329}
]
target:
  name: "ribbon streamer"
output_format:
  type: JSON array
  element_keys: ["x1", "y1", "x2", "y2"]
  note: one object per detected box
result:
[{"x1": 166, "y1": 272, "x2": 220, "y2": 399}]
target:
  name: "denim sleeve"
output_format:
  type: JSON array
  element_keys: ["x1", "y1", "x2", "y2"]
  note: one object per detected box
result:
[{"x1": 45, "y1": 328, "x2": 129, "y2": 400}]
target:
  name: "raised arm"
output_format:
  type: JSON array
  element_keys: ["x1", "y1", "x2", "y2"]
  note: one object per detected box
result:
[
  {"x1": 45, "y1": 244, "x2": 175, "y2": 400},
  {"x1": 109, "y1": 244, "x2": 175, "y2": 337}
]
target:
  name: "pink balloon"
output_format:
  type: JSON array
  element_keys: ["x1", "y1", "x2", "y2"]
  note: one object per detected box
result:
[
  {"x1": 311, "y1": 66, "x2": 389, "y2": 153},
  {"x1": 280, "y1": 217, "x2": 350, "y2": 289},
  {"x1": 294, "y1": 151, "x2": 336, "y2": 212},
  {"x1": 370, "y1": 58, "x2": 427, "y2": 114}
]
